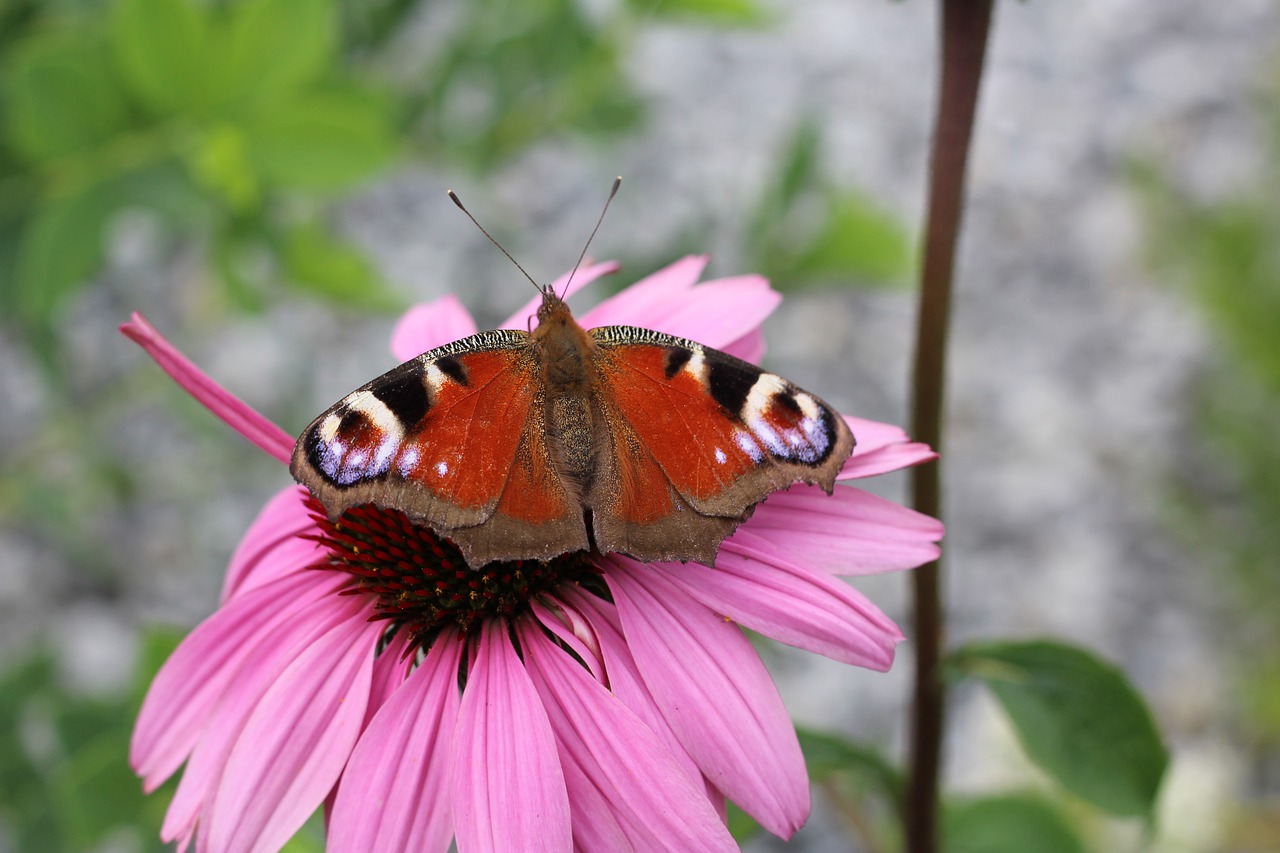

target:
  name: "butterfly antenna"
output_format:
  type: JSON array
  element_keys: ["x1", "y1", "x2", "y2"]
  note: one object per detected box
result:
[
  {"x1": 447, "y1": 190, "x2": 542, "y2": 294},
  {"x1": 560, "y1": 176, "x2": 622, "y2": 299}
]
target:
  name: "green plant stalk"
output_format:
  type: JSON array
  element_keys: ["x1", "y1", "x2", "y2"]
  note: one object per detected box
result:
[{"x1": 905, "y1": 2, "x2": 995, "y2": 852}]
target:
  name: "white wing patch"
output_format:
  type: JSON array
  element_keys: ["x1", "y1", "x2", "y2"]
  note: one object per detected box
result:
[{"x1": 740, "y1": 373, "x2": 831, "y2": 464}]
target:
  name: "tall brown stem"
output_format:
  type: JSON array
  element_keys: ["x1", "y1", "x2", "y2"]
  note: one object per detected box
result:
[{"x1": 905, "y1": 2, "x2": 995, "y2": 852}]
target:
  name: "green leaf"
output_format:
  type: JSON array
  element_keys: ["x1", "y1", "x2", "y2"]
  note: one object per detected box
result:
[
  {"x1": 281, "y1": 220, "x2": 401, "y2": 309},
  {"x1": 49, "y1": 699, "x2": 141, "y2": 849},
  {"x1": 725, "y1": 801, "x2": 761, "y2": 843},
  {"x1": 949, "y1": 640, "x2": 1168, "y2": 817},
  {"x1": 242, "y1": 88, "x2": 396, "y2": 189},
  {"x1": 424, "y1": 0, "x2": 643, "y2": 169},
  {"x1": 205, "y1": 0, "x2": 335, "y2": 109},
  {"x1": 189, "y1": 123, "x2": 260, "y2": 210},
  {"x1": 0, "y1": 654, "x2": 64, "y2": 853},
  {"x1": 0, "y1": 651, "x2": 55, "y2": 798},
  {"x1": 12, "y1": 181, "x2": 124, "y2": 324},
  {"x1": 280, "y1": 808, "x2": 327, "y2": 852},
  {"x1": 110, "y1": 0, "x2": 207, "y2": 115},
  {"x1": 789, "y1": 191, "x2": 913, "y2": 285},
  {"x1": 1184, "y1": 204, "x2": 1280, "y2": 394},
  {"x1": 775, "y1": 120, "x2": 822, "y2": 212},
  {"x1": 212, "y1": 223, "x2": 268, "y2": 312},
  {"x1": 796, "y1": 725, "x2": 903, "y2": 807},
  {"x1": 626, "y1": 0, "x2": 770, "y2": 25},
  {"x1": 2, "y1": 30, "x2": 131, "y2": 163},
  {"x1": 945, "y1": 793, "x2": 1085, "y2": 853}
]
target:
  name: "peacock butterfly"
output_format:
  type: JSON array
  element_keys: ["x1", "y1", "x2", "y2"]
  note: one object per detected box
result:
[{"x1": 290, "y1": 184, "x2": 855, "y2": 568}]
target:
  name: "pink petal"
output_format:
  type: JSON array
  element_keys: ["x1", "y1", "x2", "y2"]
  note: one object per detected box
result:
[
  {"x1": 391, "y1": 295, "x2": 480, "y2": 362},
  {"x1": 499, "y1": 260, "x2": 621, "y2": 330},
  {"x1": 840, "y1": 416, "x2": 937, "y2": 479},
  {"x1": 204, "y1": 610, "x2": 382, "y2": 853},
  {"x1": 362, "y1": 629, "x2": 415, "y2": 729},
  {"x1": 530, "y1": 600, "x2": 605, "y2": 682},
  {"x1": 161, "y1": 593, "x2": 370, "y2": 844},
  {"x1": 120, "y1": 313, "x2": 293, "y2": 465},
  {"x1": 551, "y1": 589, "x2": 705, "y2": 796},
  {"x1": 329, "y1": 632, "x2": 464, "y2": 853},
  {"x1": 586, "y1": 271, "x2": 781, "y2": 352},
  {"x1": 131, "y1": 571, "x2": 344, "y2": 791},
  {"x1": 721, "y1": 327, "x2": 766, "y2": 364},
  {"x1": 518, "y1": 620, "x2": 737, "y2": 852},
  {"x1": 577, "y1": 255, "x2": 709, "y2": 326},
  {"x1": 655, "y1": 533, "x2": 902, "y2": 670},
  {"x1": 451, "y1": 621, "x2": 571, "y2": 853},
  {"x1": 747, "y1": 484, "x2": 944, "y2": 575},
  {"x1": 604, "y1": 559, "x2": 810, "y2": 839},
  {"x1": 221, "y1": 485, "x2": 320, "y2": 602},
  {"x1": 640, "y1": 275, "x2": 780, "y2": 350}
]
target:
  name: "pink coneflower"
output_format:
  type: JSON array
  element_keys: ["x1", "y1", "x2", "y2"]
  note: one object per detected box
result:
[{"x1": 125, "y1": 256, "x2": 942, "y2": 853}]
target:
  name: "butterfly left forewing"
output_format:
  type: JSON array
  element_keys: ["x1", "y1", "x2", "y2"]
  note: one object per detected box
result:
[
  {"x1": 292, "y1": 330, "x2": 584, "y2": 565},
  {"x1": 586, "y1": 326, "x2": 854, "y2": 562}
]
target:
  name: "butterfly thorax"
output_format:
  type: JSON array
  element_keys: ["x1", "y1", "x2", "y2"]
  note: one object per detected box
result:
[
  {"x1": 533, "y1": 290, "x2": 596, "y2": 395},
  {"x1": 532, "y1": 291, "x2": 602, "y2": 499}
]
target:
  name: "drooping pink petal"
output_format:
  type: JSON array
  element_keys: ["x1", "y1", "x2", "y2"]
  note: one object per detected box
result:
[
  {"x1": 499, "y1": 260, "x2": 621, "y2": 330},
  {"x1": 747, "y1": 484, "x2": 943, "y2": 575},
  {"x1": 552, "y1": 589, "x2": 704, "y2": 792},
  {"x1": 204, "y1": 610, "x2": 382, "y2": 853},
  {"x1": 391, "y1": 295, "x2": 480, "y2": 362},
  {"x1": 329, "y1": 632, "x2": 464, "y2": 853},
  {"x1": 577, "y1": 256, "x2": 708, "y2": 326},
  {"x1": 518, "y1": 619, "x2": 738, "y2": 853},
  {"x1": 221, "y1": 485, "x2": 321, "y2": 602},
  {"x1": 161, "y1": 593, "x2": 371, "y2": 845},
  {"x1": 131, "y1": 570, "x2": 345, "y2": 791},
  {"x1": 452, "y1": 621, "x2": 570, "y2": 853},
  {"x1": 529, "y1": 600, "x2": 605, "y2": 682},
  {"x1": 840, "y1": 416, "x2": 937, "y2": 479},
  {"x1": 652, "y1": 535, "x2": 902, "y2": 670},
  {"x1": 120, "y1": 313, "x2": 293, "y2": 464},
  {"x1": 605, "y1": 559, "x2": 810, "y2": 839}
]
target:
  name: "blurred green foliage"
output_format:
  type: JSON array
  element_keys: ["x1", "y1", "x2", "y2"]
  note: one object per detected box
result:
[
  {"x1": 1138, "y1": 95, "x2": 1280, "y2": 846},
  {"x1": 0, "y1": 630, "x2": 179, "y2": 852},
  {"x1": 749, "y1": 120, "x2": 913, "y2": 289},
  {"x1": 0, "y1": 0, "x2": 900, "y2": 368},
  {"x1": 1, "y1": 0, "x2": 403, "y2": 361}
]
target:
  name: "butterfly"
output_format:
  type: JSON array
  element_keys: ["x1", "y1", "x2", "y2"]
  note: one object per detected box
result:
[{"x1": 289, "y1": 281, "x2": 855, "y2": 569}]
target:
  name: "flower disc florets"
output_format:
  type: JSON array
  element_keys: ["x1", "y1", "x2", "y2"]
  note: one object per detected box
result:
[{"x1": 304, "y1": 496, "x2": 599, "y2": 647}]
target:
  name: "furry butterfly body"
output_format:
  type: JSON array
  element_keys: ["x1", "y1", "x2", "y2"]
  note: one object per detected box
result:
[{"x1": 291, "y1": 287, "x2": 854, "y2": 568}]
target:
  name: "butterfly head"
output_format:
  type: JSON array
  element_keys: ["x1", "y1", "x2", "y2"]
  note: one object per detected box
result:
[{"x1": 535, "y1": 285, "x2": 575, "y2": 329}]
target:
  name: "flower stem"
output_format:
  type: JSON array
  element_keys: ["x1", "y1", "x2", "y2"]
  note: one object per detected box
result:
[{"x1": 905, "y1": 2, "x2": 995, "y2": 852}]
